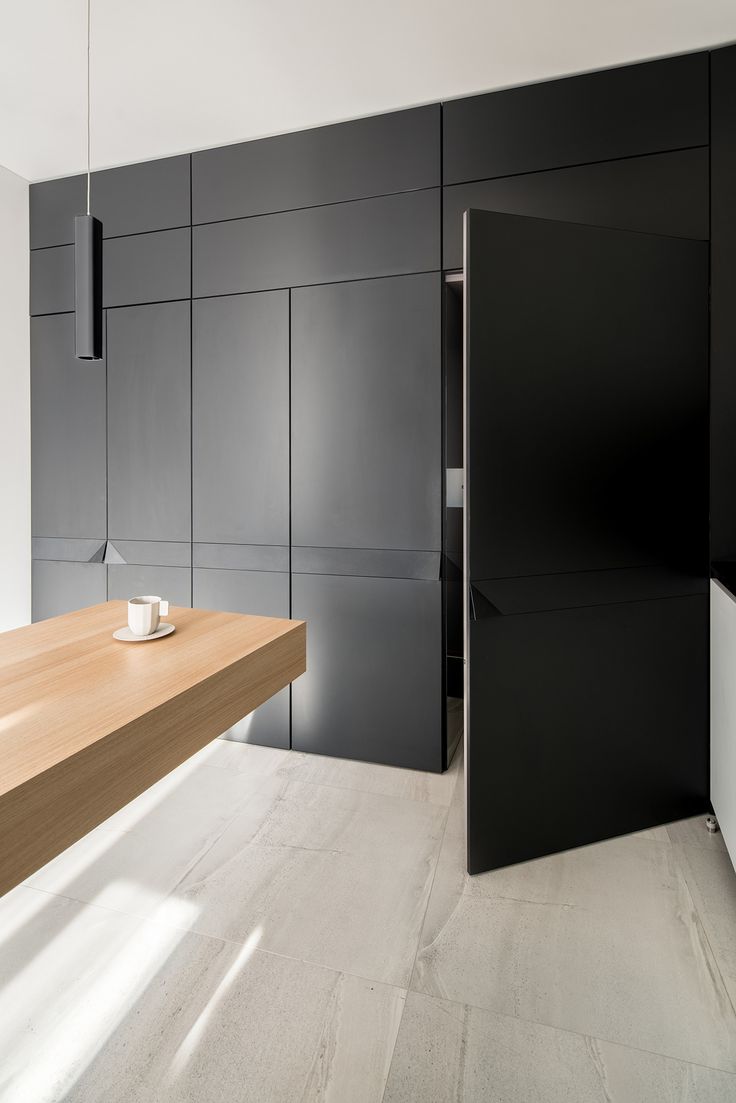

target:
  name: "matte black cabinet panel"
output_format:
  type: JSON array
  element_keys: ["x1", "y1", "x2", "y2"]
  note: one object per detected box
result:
[
  {"x1": 30, "y1": 229, "x2": 191, "y2": 315},
  {"x1": 25, "y1": 51, "x2": 714, "y2": 791},
  {"x1": 467, "y1": 595, "x2": 709, "y2": 873},
  {"x1": 465, "y1": 209, "x2": 709, "y2": 874},
  {"x1": 193, "y1": 190, "x2": 440, "y2": 297},
  {"x1": 107, "y1": 301, "x2": 191, "y2": 542},
  {"x1": 193, "y1": 292, "x2": 289, "y2": 545},
  {"x1": 103, "y1": 228, "x2": 191, "y2": 307},
  {"x1": 443, "y1": 147, "x2": 708, "y2": 269},
  {"x1": 192, "y1": 106, "x2": 440, "y2": 223},
  {"x1": 107, "y1": 564, "x2": 192, "y2": 607},
  {"x1": 292, "y1": 274, "x2": 442, "y2": 551},
  {"x1": 444, "y1": 283, "x2": 464, "y2": 695},
  {"x1": 32, "y1": 560, "x2": 107, "y2": 622},
  {"x1": 444, "y1": 52, "x2": 708, "y2": 185},
  {"x1": 466, "y1": 211, "x2": 708, "y2": 581},
  {"x1": 193, "y1": 566, "x2": 289, "y2": 617},
  {"x1": 193, "y1": 544, "x2": 289, "y2": 572},
  {"x1": 291, "y1": 547, "x2": 440, "y2": 580},
  {"x1": 109, "y1": 540, "x2": 191, "y2": 567},
  {"x1": 31, "y1": 313, "x2": 106, "y2": 539},
  {"x1": 193, "y1": 567, "x2": 290, "y2": 748},
  {"x1": 30, "y1": 155, "x2": 191, "y2": 249},
  {"x1": 30, "y1": 244, "x2": 74, "y2": 315},
  {"x1": 711, "y1": 45, "x2": 736, "y2": 565},
  {"x1": 32, "y1": 538, "x2": 105, "y2": 563},
  {"x1": 473, "y1": 567, "x2": 707, "y2": 617},
  {"x1": 292, "y1": 573, "x2": 442, "y2": 771},
  {"x1": 30, "y1": 175, "x2": 86, "y2": 250}
]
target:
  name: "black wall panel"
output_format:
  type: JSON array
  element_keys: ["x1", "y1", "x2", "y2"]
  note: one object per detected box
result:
[
  {"x1": 32, "y1": 560, "x2": 107, "y2": 622},
  {"x1": 193, "y1": 567, "x2": 289, "y2": 617},
  {"x1": 464, "y1": 207, "x2": 710, "y2": 872},
  {"x1": 30, "y1": 228, "x2": 191, "y2": 315},
  {"x1": 193, "y1": 292, "x2": 289, "y2": 545},
  {"x1": 107, "y1": 301, "x2": 191, "y2": 543},
  {"x1": 711, "y1": 45, "x2": 736, "y2": 573},
  {"x1": 107, "y1": 564, "x2": 192, "y2": 607},
  {"x1": 31, "y1": 313, "x2": 106, "y2": 539},
  {"x1": 110, "y1": 540, "x2": 191, "y2": 568},
  {"x1": 473, "y1": 567, "x2": 708, "y2": 617},
  {"x1": 103, "y1": 228, "x2": 191, "y2": 307},
  {"x1": 292, "y1": 573, "x2": 443, "y2": 771},
  {"x1": 444, "y1": 283, "x2": 464, "y2": 697},
  {"x1": 28, "y1": 48, "x2": 714, "y2": 783},
  {"x1": 193, "y1": 189, "x2": 440, "y2": 297},
  {"x1": 30, "y1": 155, "x2": 191, "y2": 249},
  {"x1": 30, "y1": 244, "x2": 74, "y2": 315},
  {"x1": 291, "y1": 274, "x2": 442, "y2": 552},
  {"x1": 32, "y1": 538, "x2": 105, "y2": 563},
  {"x1": 467, "y1": 595, "x2": 709, "y2": 873},
  {"x1": 291, "y1": 547, "x2": 440, "y2": 580},
  {"x1": 193, "y1": 567, "x2": 291, "y2": 748},
  {"x1": 443, "y1": 147, "x2": 708, "y2": 269},
  {"x1": 193, "y1": 544, "x2": 289, "y2": 572},
  {"x1": 30, "y1": 176, "x2": 86, "y2": 250},
  {"x1": 193, "y1": 105, "x2": 440, "y2": 223},
  {"x1": 466, "y1": 212, "x2": 708, "y2": 581},
  {"x1": 444, "y1": 52, "x2": 708, "y2": 185}
]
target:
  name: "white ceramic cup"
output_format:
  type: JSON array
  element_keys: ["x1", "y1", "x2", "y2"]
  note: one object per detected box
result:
[{"x1": 127, "y1": 595, "x2": 169, "y2": 637}]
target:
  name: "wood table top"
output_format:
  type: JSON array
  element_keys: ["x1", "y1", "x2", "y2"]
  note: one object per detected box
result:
[{"x1": 0, "y1": 601, "x2": 305, "y2": 798}]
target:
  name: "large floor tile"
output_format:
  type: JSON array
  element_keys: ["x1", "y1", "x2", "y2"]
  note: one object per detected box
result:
[
  {"x1": 205, "y1": 738, "x2": 299, "y2": 777},
  {"x1": 72, "y1": 947, "x2": 405, "y2": 1103},
  {"x1": 101, "y1": 759, "x2": 285, "y2": 834},
  {"x1": 629, "y1": 823, "x2": 671, "y2": 842},
  {"x1": 413, "y1": 829, "x2": 736, "y2": 1071},
  {"x1": 383, "y1": 991, "x2": 736, "y2": 1103},
  {"x1": 0, "y1": 886, "x2": 404, "y2": 1103},
  {"x1": 283, "y1": 748, "x2": 461, "y2": 806},
  {"x1": 667, "y1": 816, "x2": 728, "y2": 852},
  {"x1": 27, "y1": 767, "x2": 287, "y2": 919},
  {"x1": 252, "y1": 777, "x2": 447, "y2": 854},
  {"x1": 11, "y1": 738, "x2": 736, "y2": 1102},
  {"x1": 674, "y1": 842, "x2": 736, "y2": 1008},
  {"x1": 166, "y1": 780, "x2": 447, "y2": 986}
]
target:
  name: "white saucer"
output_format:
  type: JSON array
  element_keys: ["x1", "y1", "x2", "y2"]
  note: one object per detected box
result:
[{"x1": 113, "y1": 623, "x2": 176, "y2": 643}]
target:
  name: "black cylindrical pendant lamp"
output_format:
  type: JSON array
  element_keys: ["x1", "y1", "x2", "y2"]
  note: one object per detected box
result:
[
  {"x1": 75, "y1": 214, "x2": 102, "y2": 360},
  {"x1": 75, "y1": 0, "x2": 102, "y2": 360}
]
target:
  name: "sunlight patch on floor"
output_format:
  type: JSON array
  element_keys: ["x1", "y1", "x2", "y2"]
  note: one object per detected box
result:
[
  {"x1": 170, "y1": 924, "x2": 263, "y2": 1078},
  {"x1": 0, "y1": 887, "x2": 198, "y2": 1103}
]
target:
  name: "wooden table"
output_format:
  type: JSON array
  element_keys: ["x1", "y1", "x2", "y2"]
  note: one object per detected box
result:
[{"x1": 0, "y1": 601, "x2": 306, "y2": 896}]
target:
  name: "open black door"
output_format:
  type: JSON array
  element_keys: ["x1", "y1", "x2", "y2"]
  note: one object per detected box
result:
[{"x1": 464, "y1": 210, "x2": 709, "y2": 874}]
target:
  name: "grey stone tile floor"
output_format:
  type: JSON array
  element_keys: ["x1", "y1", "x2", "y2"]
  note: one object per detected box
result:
[{"x1": 1, "y1": 735, "x2": 735, "y2": 1101}]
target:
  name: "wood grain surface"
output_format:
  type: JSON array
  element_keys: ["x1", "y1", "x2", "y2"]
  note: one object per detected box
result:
[{"x1": 0, "y1": 601, "x2": 306, "y2": 895}]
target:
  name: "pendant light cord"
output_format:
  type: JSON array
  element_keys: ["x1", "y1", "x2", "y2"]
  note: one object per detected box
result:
[{"x1": 86, "y1": 0, "x2": 91, "y2": 215}]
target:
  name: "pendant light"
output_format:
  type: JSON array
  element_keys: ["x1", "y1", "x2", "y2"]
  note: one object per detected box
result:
[{"x1": 75, "y1": 0, "x2": 102, "y2": 360}]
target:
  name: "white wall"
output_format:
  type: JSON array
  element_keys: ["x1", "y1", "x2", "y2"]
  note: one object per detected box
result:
[
  {"x1": 711, "y1": 580, "x2": 736, "y2": 864},
  {"x1": 0, "y1": 162, "x2": 30, "y2": 631}
]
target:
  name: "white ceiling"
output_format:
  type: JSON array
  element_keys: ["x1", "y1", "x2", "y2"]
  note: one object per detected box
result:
[{"x1": 2, "y1": 0, "x2": 736, "y2": 182}]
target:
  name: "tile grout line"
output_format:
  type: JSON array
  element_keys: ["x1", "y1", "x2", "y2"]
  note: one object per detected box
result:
[
  {"x1": 19, "y1": 882, "x2": 411, "y2": 995},
  {"x1": 670, "y1": 842, "x2": 736, "y2": 1023},
  {"x1": 401, "y1": 986, "x2": 736, "y2": 1082},
  {"x1": 19, "y1": 796, "x2": 736, "y2": 1083},
  {"x1": 19, "y1": 755, "x2": 456, "y2": 991},
  {"x1": 22, "y1": 879, "x2": 736, "y2": 1081},
  {"x1": 22, "y1": 750, "x2": 735, "y2": 1085},
  {"x1": 19, "y1": 882, "x2": 736, "y2": 1086},
  {"x1": 393, "y1": 772, "x2": 736, "y2": 1080},
  {"x1": 270, "y1": 773, "x2": 459, "y2": 810},
  {"x1": 200, "y1": 755, "x2": 460, "y2": 809},
  {"x1": 379, "y1": 792, "x2": 456, "y2": 1101}
]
